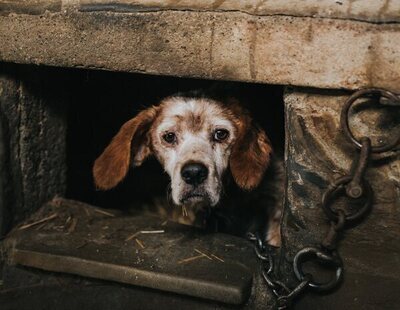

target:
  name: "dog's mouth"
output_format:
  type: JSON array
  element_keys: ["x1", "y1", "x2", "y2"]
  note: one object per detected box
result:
[{"x1": 180, "y1": 191, "x2": 210, "y2": 205}]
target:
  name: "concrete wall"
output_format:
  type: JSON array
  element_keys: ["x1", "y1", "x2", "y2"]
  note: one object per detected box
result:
[{"x1": 0, "y1": 64, "x2": 67, "y2": 235}]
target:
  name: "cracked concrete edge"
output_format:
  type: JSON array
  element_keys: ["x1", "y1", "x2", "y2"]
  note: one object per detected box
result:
[
  {"x1": 1, "y1": 0, "x2": 400, "y2": 23},
  {"x1": 0, "y1": 10, "x2": 399, "y2": 91}
]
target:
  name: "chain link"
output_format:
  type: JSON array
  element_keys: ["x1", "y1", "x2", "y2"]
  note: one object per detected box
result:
[{"x1": 249, "y1": 88, "x2": 400, "y2": 309}]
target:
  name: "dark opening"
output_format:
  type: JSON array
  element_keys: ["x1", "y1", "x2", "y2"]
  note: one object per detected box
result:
[{"x1": 65, "y1": 70, "x2": 285, "y2": 213}]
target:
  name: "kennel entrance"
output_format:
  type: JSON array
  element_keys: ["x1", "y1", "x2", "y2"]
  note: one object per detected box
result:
[
  {"x1": 0, "y1": 65, "x2": 284, "y2": 308},
  {"x1": 1, "y1": 1, "x2": 400, "y2": 309}
]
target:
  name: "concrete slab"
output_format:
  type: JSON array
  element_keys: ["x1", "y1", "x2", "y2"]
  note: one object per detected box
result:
[
  {"x1": 0, "y1": 4, "x2": 399, "y2": 91},
  {"x1": 4, "y1": 198, "x2": 261, "y2": 306},
  {"x1": 2, "y1": 0, "x2": 400, "y2": 23}
]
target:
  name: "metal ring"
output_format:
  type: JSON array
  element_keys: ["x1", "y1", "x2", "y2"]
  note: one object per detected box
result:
[
  {"x1": 340, "y1": 88, "x2": 400, "y2": 153},
  {"x1": 293, "y1": 247, "x2": 343, "y2": 291},
  {"x1": 322, "y1": 176, "x2": 373, "y2": 222},
  {"x1": 246, "y1": 232, "x2": 256, "y2": 241},
  {"x1": 254, "y1": 244, "x2": 269, "y2": 261}
]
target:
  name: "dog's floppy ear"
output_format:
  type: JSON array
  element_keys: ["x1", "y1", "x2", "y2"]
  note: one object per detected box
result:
[
  {"x1": 230, "y1": 112, "x2": 272, "y2": 190},
  {"x1": 93, "y1": 106, "x2": 159, "y2": 190}
]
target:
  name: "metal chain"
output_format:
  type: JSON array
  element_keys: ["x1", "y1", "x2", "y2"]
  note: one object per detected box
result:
[
  {"x1": 247, "y1": 231, "x2": 310, "y2": 309},
  {"x1": 248, "y1": 88, "x2": 400, "y2": 309}
]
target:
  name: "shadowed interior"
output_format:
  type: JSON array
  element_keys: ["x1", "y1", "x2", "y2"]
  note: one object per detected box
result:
[{"x1": 66, "y1": 70, "x2": 284, "y2": 219}]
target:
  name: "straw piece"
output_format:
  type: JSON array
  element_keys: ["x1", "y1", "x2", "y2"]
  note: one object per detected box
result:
[
  {"x1": 68, "y1": 218, "x2": 78, "y2": 233},
  {"x1": 18, "y1": 214, "x2": 58, "y2": 230},
  {"x1": 84, "y1": 207, "x2": 90, "y2": 216},
  {"x1": 182, "y1": 205, "x2": 188, "y2": 217},
  {"x1": 194, "y1": 249, "x2": 213, "y2": 260},
  {"x1": 211, "y1": 254, "x2": 225, "y2": 263},
  {"x1": 140, "y1": 230, "x2": 164, "y2": 234},
  {"x1": 125, "y1": 230, "x2": 165, "y2": 241},
  {"x1": 76, "y1": 241, "x2": 88, "y2": 249},
  {"x1": 135, "y1": 238, "x2": 145, "y2": 249},
  {"x1": 93, "y1": 209, "x2": 115, "y2": 217},
  {"x1": 35, "y1": 222, "x2": 48, "y2": 231},
  {"x1": 178, "y1": 254, "x2": 205, "y2": 264},
  {"x1": 125, "y1": 232, "x2": 141, "y2": 241}
]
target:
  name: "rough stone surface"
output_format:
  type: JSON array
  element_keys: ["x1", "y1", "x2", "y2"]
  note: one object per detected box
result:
[
  {"x1": 0, "y1": 64, "x2": 67, "y2": 235},
  {"x1": 3, "y1": 0, "x2": 400, "y2": 23},
  {"x1": 78, "y1": 0, "x2": 400, "y2": 23},
  {"x1": 282, "y1": 88, "x2": 400, "y2": 308},
  {"x1": 0, "y1": 9, "x2": 399, "y2": 92},
  {"x1": 0, "y1": 0, "x2": 61, "y2": 15}
]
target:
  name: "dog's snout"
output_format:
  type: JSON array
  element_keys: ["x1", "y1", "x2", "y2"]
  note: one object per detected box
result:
[{"x1": 181, "y1": 163, "x2": 208, "y2": 186}]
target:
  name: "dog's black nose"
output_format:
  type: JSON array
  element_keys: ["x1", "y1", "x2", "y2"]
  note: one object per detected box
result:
[{"x1": 181, "y1": 163, "x2": 208, "y2": 186}]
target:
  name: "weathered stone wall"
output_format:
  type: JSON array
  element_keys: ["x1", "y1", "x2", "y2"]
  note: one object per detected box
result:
[
  {"x1": 2, "y1": 0, "x2": 399, "y2": 23},
  {"x1": 0, "y1": 8, "x2": 399, "y2": 92},
  {"x1": 283, "y1": 88, "x2": 400, "y2": 308},
  {"x1": 0, "y1": 64, "x2": 67, "y2": 236}
]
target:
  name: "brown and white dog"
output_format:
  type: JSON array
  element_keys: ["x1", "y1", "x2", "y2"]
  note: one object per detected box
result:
[{"x1": 93, "y1": 91, "x2": 282, "y2": 246}]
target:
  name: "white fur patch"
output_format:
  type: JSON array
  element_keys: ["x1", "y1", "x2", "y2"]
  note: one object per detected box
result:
[{"x1": 152, "y1": 97, "x2": 236, "y2": 207}]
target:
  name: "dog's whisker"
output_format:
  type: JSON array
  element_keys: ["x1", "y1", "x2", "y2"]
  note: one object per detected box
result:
[
  {"x1": 165, "y1": 182, "x2": 173, "y2": 207},
  {"x1": 181, "y1": 205, "x2": 188, "y2": 217}
]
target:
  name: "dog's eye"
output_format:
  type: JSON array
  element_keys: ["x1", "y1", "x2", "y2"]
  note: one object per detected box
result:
[
  {"x1": 163, "y1": 132, "x2": 176, "y2": 144},
  {"x1": 213, "y1": 129, "x2": 229, "y2": 142}
]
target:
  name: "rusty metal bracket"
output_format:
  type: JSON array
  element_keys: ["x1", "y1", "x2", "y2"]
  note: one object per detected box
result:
[{"x1": 249, "y1": 88, "x2": 400, "y2": 309}]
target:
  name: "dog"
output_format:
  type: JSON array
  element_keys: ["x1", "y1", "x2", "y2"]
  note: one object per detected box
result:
[{"x1": 93, "y1": 90, "x2": 283, "y2": 246}]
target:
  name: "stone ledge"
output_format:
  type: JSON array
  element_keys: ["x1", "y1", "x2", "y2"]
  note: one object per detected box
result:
[
  {"x1": 2, "y1": 0, "x2": 400, "y2": 23},
  {"x1": 0, "y1": 9, "x2": 399, "y2": 91}
]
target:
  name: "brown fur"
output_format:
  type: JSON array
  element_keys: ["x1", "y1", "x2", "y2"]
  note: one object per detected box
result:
[
  {"x1": 94, "y1": 98, "x2": 272, "y2": 191},
  {"x1": 93, "y1": 106, "x2": 159, "y2": 190},
  {"x1": 228, "y1": 102, "x2": 273, "y2": 190},
  {"x1": 93, "y1": 96, "x2": 280, "y2": 245}
]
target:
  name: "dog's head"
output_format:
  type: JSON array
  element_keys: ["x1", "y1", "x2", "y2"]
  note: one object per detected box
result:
[{"x1": 93, "y1": 96, "x2": 272, "y2": 207}]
